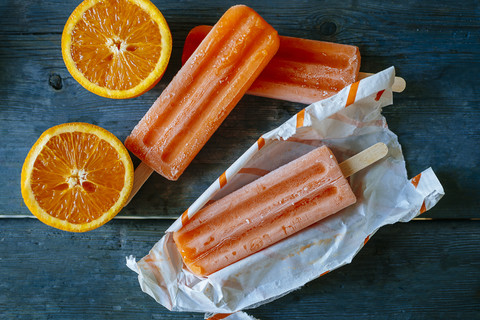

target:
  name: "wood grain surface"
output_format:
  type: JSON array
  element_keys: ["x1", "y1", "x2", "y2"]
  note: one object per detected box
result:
[
  {"x1": 1, "y1": 0, "x2": 479, "y2": 318},
  {"x1": 1, "y1": 219, "x2": 479, "y2": 319},
  {"x1": 1, "y1": 0, "x2": 479, "y2": 219}
]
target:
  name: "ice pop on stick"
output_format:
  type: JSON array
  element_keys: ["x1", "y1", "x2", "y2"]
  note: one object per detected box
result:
[
  {"x1": 173, "y1": 143, "x2": 388, "y2": 276},
  {"x1": 124, "y1": 6, "x2": 280, "y2": 181},
  {"x1": 182, "y1": 26, "x2": 406, "y2": 103},
  {"x1": 182, "y1": 25, "x2": 360, "y2": 104}
]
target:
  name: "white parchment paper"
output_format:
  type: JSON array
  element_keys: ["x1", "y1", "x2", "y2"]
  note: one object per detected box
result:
[{"x1": 127, "y1": 67, "x2": 444, "y2": 317}]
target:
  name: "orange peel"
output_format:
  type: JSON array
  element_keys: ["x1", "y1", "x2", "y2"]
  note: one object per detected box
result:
[
  {"x1": 61, "y1": 0, "x2": 172, "y2": 99},
  {"x1": 21, "y1": 123, "x2": 134, "y2": 232}
]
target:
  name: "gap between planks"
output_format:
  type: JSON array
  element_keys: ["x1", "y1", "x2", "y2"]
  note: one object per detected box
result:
[{"x1": 2, "y1": 215, "x2": 479, "y2": 221}]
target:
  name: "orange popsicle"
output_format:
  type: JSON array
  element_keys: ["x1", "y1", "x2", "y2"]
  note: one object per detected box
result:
[
  {"x1": 182, "y1": 25, "x2": 361, "y2": 104},
  {"x1": 173, "y1": 146, "x2": 357, "y2": 276},
  {"x1": 125, "y1": 6, "x2": 280, "y2": 180}
]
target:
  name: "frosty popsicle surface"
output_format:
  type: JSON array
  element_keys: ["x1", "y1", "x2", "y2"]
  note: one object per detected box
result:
[
  {"x1": 125, "y1": 6, "x2": 280, "y2": 180},
  {"x1": 182, "y1": 25, "x2": 361, "y2": 104},
  {"x1": 173, "y1": 145, "x2": 358, "y2": 276}
]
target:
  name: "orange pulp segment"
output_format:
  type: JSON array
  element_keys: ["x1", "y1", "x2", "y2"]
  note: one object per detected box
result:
[
  {"x1": 21, "y1": 123, "x2": 134, "y2": 232},
  {"x1": 61, "y1": 0, "x2": 172, "y2": 99}
]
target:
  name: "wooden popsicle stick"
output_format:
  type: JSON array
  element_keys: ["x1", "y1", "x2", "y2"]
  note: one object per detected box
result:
[
  {"x1": 358, "y1": 72, "x2": 406, "y2": 93},
  {"x1": 124, "y1": 161, "x2": 153, "y2": 206},
  {"x1": 339, "y1": 142, "x2": 388, "y2": 178}
]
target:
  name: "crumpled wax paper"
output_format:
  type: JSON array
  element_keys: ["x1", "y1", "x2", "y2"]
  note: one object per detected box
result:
[{"x1": 126, "y1": 67, "x2": 444, "y2": 317}]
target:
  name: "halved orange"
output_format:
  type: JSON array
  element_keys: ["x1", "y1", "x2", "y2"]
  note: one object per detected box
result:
[
  {"x1": 61, "y1": 0, "x2": 172, "y2": 99},
  {"x1": 21, "y1": 123, "x2": 134, "y2": 232}
]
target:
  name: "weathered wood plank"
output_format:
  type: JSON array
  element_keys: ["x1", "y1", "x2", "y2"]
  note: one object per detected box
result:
[
  {"x1": 2, "y1": 1, "x2": 480, "y2": 319},
  {"x1": 0, "y1": 219, "x2": 479, "y2": 319},
  {"x1": 1, "y1": 0, "x2": 479, "y2": 219}
]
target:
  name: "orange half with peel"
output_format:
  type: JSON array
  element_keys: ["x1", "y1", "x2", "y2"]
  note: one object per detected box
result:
[
  {"x1": 61, "y1": 0, "x2": 172, "y2": 99},
  {"x1": 21, "y1": 123, "x2": 134, "y2": 232}
]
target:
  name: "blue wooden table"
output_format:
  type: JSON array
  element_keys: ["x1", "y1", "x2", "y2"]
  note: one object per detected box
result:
[{"x1": 1, "y1": 0, "x2": 479, "y2": 318}]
